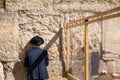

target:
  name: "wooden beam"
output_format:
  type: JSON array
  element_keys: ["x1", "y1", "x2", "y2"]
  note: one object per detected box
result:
[
  {"x1": 67, "y1": 73, "x2": 79, "y2": 80},
  {"x1": 66, "y1": 12, "x2": 120, "y2": 28},
  {"x1": 66, "y1": 6, "x2": 120, "y2": 27},
  {"x1": 87, "y1": 12, "x2": 120, "y2": 24},
  {"x1": 84, "y1": 20, "x2": 89, "y2": 80},
  {"x1": 65, "y1": 27, "x2": 70, "y2": 73},
  {"x1": 66, "y1": 7, "x2": 120, "y2": 28}
]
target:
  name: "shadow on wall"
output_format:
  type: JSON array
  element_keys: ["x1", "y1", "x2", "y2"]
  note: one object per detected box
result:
[
  {"x1": 75, "y1": 47, "x2": 100, "y2": 79},
  {"x1": 90, "y1": 52, "x2": 100, "y2": 76},
  {"x1": 12, "y1": 28, "x2": 65, "y2": 80},
  {"x1": 12, "y1": 61, "x2": 27, "y2": 80},
  {"x1": 12, "y1": 42, "x2": 33, "y2": 80}
]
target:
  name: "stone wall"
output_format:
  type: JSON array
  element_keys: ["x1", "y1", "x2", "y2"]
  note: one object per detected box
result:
[{"x1": 0, "y1": 0, "x2": 120, "y2": 80}]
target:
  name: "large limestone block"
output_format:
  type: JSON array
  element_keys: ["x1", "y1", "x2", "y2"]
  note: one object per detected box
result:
[
  {"x1": 6, "y1": 0, "x2": 53, "y2": 13},
  {"x1": 25, "y1": 0, "x2": 53, "y2": 12},
  {"x1": 0, "y1": 62, "x2": 4, "y2": 80},
  {"x1": 103, "y1": 18, "x2": 120, "y2": 54},
  {"x1": 53, "y1": 0, "x2": 120, "y2": 13},
  {"x1": 0, "y1": 12, "x2": 19, "y2": 61}
]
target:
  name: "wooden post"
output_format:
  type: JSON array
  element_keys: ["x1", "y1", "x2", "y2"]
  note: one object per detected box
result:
[
  {"x1": 84, "y1": 20, "x2": 89, "y2": 80},
  {"x1": 66, "y1": 27, "x2": 70, "y2": 74}
]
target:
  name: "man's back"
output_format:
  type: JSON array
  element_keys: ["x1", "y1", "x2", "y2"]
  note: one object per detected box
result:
[{"x1": 24, "y1": 47, "x2": 49, "y2": 80}]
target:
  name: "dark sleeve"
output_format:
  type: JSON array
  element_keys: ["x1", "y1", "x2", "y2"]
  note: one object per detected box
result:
[
  {"x1": 45, "y1": 50, "x2": 49, "y2": 66},
  {"x1": 24, "y1": 52, "x2": 29, "y2": 68}
]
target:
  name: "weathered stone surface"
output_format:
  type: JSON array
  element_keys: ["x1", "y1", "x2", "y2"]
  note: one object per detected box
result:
[
  {"x1": 99, "y1": 60, "x2": 107, "y2": 73},
  {"x1": 6, "y1": 0, "x2": 54, "y2": 13},
  {"x1": 106, "y1": 61, "x2": 116, "y2": 73},
  {"x1": 0, "y1": 0, "x2": 4, "y2": 8},
  {"x1": 103, "y1": 53, "x2": 119, "y2": 61},
  {"x1": 0, "y1": 62, "x2": 4, "y2": 80},
  {"x1": 0, "y1": 0, "x2": 4, "y2": 12},
  {"x1": 18, "y1": 13, "x2": 62, "y2": 61},
  {"x1": 103, "y1": 18, "x2": 120, "y2": 54},
  {"x1": 53, "y1": 1, "x2": 120, "y2": 13},
  {"x1": 25, "y1": 0, "x2": 53, "y2": 12},
  {"x1": 6, "y1": 0, "x2": 25, "y2": 11},
  {"x1": 4, "y1": 62, "x2": 26, "y2": 80},
  {"x1": 0, "y1": 0, "x2": 120, "y2": 80},
  {"x1": 115, "y1": 59, "x2": 120, "y2": 72},
  {"x1": 4, "y1": 62, "x2": 15, "y2": 80},
  {"x1": 71, "y1": 60, "x2": 84, "y2": 79},
  {"x1": 47, "y1": 61, "x2": 63, "y2": 78},
  {"x1": 0, "y1": 12, "x2": 19, "y2": 61},
  {"x1": 53, "y1": 0, "x2": 62, "y2": 3},
  {"x1": 6, "y1": 0, "x2": 120, "y2": 13}
]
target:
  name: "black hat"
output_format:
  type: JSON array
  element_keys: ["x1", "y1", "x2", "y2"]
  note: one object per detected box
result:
[{"x1": 30, "y1": 36, "x2": 44, "y2": 46}]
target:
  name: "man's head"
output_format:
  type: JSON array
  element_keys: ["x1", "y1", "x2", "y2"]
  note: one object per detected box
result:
[{"x1": 30, "y1": 36, "x2": 44, "y2": 46}]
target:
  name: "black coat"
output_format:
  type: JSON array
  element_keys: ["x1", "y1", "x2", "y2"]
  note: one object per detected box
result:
[{"x1": 24, "y1": 47, "x2": 49, "y2": 80}]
